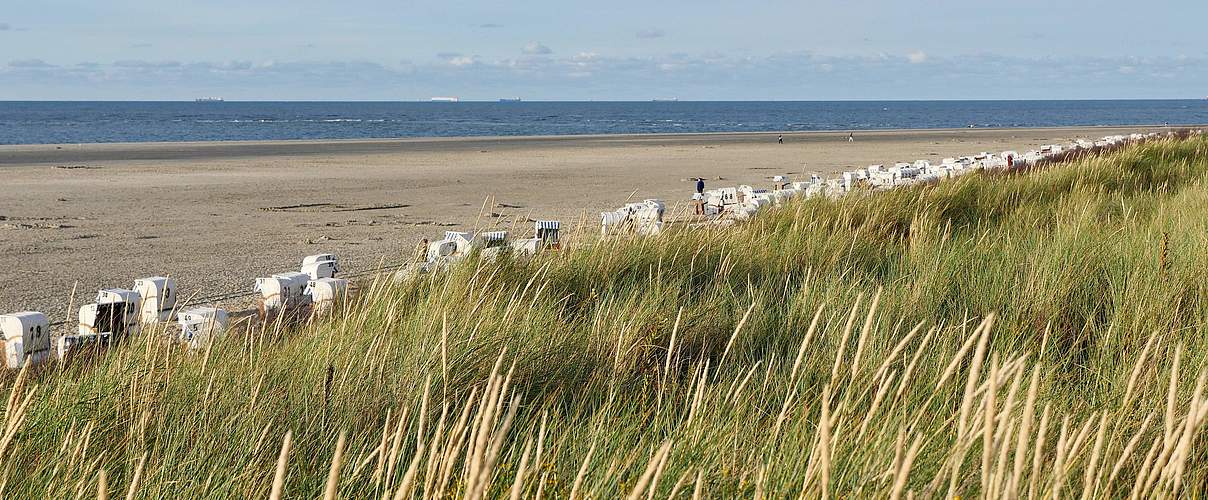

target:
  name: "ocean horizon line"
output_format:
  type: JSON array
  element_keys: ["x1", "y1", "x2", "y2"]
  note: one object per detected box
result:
[{"x1": 3, "y1": 97, "x2": 1207, "y2": 103}]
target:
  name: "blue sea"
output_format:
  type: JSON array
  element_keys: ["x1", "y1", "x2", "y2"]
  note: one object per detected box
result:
[{"x1": 1, "y1": 100, "x2": 1206, "y2": 145}]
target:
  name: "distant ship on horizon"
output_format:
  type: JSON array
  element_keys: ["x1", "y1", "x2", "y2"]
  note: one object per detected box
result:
[
  {"x1": 498, "y1": 98, "x2": 522, "y2": 103},
  {"x1": 430, "y1": 96, "x2": 460, "y2": 102},
  {"x1": 652, "y1": 98, "x2": 679, "y2": 102},
  {"x1": 194, "y1": 97, "x2": 224, "y2": 103}
]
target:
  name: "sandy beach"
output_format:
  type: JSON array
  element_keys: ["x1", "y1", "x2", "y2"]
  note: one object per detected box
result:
[{"x1": 0, "y1": 126, "x2": 1165, "y2": 323}]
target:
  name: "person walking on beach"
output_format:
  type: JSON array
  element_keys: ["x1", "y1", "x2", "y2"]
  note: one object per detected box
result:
[
  {"x1": 777, "y1": 135, "x2": 784, "y2": 144},
  {"x1": 695, "y1": 177, "x2": 705, "y2": 194},
  {"x1": 848, "y1": 132, "x2": 854, "y2": 142}
]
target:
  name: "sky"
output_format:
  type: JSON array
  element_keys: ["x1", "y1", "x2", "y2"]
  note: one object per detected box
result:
[{"x1": 1, "y1": 0, "x2": 1206, "y2": 100}]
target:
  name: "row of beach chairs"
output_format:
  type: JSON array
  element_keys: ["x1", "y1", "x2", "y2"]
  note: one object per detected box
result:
[
  {"x1": 2, "y1": 218, "x2": 572, "y2": 370},
  {"x1": 683, "y1": 132, "x2": 1184, "y2": 224},
  {"x1": 398, "y1": 220, "x2": 563, "y2": 279},
  {"x1": 600, "y1": 200, "x2": 667, "y2": 236},
  {"x1": 0, "y1": 253, "x2": 349, "y2": 368}
]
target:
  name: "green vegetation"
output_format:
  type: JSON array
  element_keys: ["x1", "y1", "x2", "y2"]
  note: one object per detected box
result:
[{"x1": 4, "y1": 134, "x2": 1208, "y2": 498}]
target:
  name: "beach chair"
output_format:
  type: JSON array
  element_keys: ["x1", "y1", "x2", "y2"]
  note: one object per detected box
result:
[
  {"x1": 302, "y1": 259, "x2": 339, "y2": 280},
  {"x1": 479, "y1": 231, "x2": 509, "y2": 248},
  {"x1": 97, "y1": 288, "x2": 141, "y2": 309},
  {"x1": 77, "y1": 304, "x2": 104, "y2": 336},
  {"x1": 732, "y1": 205, "x2": 758, "y2": 221},
  {"x1": 134, "y1": 277, "x2": 177, "y2": 324},
  {"x1": 738, "y1": 185, "x2": 760, "y2": 203},
  {"x1": 535, "y1": 220, "x2": 561, "y2": 248},
  {"x1": 643, "y1": 199, "x2": 666, "y2": 216},
  {"x1": 57, "y1": 333, "x2": 112, "y2": 360},
  {"x1": 445, "y1": 231, "x2": 475, "y2": 255},
  {"x1": 703, "y1": 188, "x2": 734, "y2": 213},
  {"x1": 869, "y1": 171, "x2": 895, "y2": 188},
  {"x1": 177, "y1": 307, "x2": 229, "y2": 349},
  {"x1": 804, "y1": 183, "x2": 824, "y2": 198},
  {"x1": 427, "y1": 239, "x2": 458, "y2": 262},
  {"x1": 826, "y1": 179, "x2": 847, "y2": 197},
  {"x1": 255, "y1": 272, "x2": 311, "y2": 314},
  {"x1": 717, "y1": 187, "x2": 739, "y2": 205},
  {"x1": 511, "y1": 238, "x2": 543, "y2": 257},
  {"x1": 0, "y1": 312, "x2": 51, "y2": 369},
  {"x1": 306, "y1": 278, "x2": 350, "y2": 315},
  {"x1": 80, "y1": 289, "x2": 141, "y2": 337},
  {"x1": 302, "y1": 254, "x2": 337, "y2": 267},
  {"x1": 636, "y1": 200, "x2": 666, "y2": 235},
  {"x1": 600, "y1": 211, "x2": 628, "y2": 236}
]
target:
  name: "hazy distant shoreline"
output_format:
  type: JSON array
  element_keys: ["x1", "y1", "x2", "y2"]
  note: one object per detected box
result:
[{"x1": 1, "y1": 125, "x2": 1197, "y2": 166}]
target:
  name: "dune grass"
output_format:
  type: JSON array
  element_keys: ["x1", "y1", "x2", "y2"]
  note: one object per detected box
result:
[{"x1": 4, "y1": 134, "x2": 1208, "y2": 498}]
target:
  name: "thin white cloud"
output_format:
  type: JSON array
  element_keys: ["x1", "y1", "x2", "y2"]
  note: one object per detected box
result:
[
  {"x1": 636, "y1": 28, "x2": 665, "y2": 40},
  {"x1": 8, "y1": 59, "x2": 54, "y2": 68},
  {"x1": 907, "y1": 51, "x2": 927, "y2": 64},
  {"x1": 523, "y1": 42, "x2": 552, "y2": 55},
  {"x1": 448, "y1": 55, "x2": 478, "y2": 67},
  {"x1": 114, "y1": 60, "x2": 181, "y2": 68},
  {"x1": 222, "y1": 60, "x2": 256, "y2": 70}
]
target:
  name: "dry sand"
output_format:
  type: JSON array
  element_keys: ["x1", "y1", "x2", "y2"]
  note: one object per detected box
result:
[{"x1": 0, "y1": 126, "x2": 1163, "y2": 324}]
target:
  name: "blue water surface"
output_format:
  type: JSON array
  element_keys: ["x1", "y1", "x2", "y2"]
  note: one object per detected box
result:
[{"x1": 1, "y1": 100, "x2": 1205, "y2": 145}]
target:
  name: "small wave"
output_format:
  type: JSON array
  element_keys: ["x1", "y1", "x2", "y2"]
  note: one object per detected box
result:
[
  {"x1": 195, "y1": 118, "x2": 373, "y2": 124},
  {"x1": 195, "y1": 119, "x2": 290, "y2": 124}
]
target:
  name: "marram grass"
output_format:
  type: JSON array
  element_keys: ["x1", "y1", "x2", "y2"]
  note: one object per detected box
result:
[{"x1": 4, "y1": 135, "x2": 1208, "y2": 498}]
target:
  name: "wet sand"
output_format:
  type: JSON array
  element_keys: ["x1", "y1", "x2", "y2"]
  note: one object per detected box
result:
[{"x1": 0, "y1": 126, "x2": 1165, "y2": 322}]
